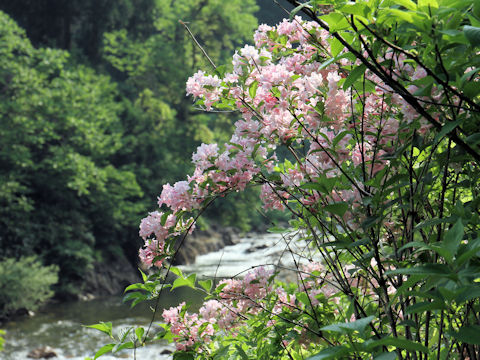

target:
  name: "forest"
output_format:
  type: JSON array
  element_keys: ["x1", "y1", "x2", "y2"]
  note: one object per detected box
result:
[{"x1": 0, "y1": 0, "x2": 290, "y2": 311}]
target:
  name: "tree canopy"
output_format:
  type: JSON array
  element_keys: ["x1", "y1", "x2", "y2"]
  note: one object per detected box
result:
[{"x1": 0, "y1": 0, "x2": 270, "y2": 298}]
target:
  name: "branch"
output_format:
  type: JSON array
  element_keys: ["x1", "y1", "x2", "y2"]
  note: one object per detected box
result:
[
  {"x1": 179, "y1": 20, "x2": 217, "y2": 70},
  {"x1": 283, "y1": 0, "x2": 480, "y2": 164}
]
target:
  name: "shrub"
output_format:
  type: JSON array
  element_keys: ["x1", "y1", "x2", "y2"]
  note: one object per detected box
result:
[
  {"x1": 0, "y1": 256, "x2": 59, "y2": 318},
  {"x1": 90, "y1": 0, "x2": 480, "y2": 358}
]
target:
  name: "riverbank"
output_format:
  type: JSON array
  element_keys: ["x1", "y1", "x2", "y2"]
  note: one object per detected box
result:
[
  {"x1": 2, "y1": 231, "x2": 303, "y2": 359},
  {"x1": 76, "y1": 225, "x2": 241, "y2": 301}
]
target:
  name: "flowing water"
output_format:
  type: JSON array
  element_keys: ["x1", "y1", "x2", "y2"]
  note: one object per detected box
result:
[
  {"x1": 1, "y1": 289, "x2": 200, "y2": 360},
  {"x1": 179, "y1": 232, "x2": 304, "y2": 278},
  {"x1": 2, "y1": 233, "x2": 300, "y2": 359}
]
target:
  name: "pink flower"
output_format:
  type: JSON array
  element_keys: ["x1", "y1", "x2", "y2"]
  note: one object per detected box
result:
[
  {"x1": 192, "y1": 143, "x2": 219, "y2": 170},
  {"x1": 260, "y1": 184, "x2": 288, "y2": 211},
  {"x1": 139, "y1": 239, "x2": 165, "y2": 268},
  {"x1": 139, "y1": 211, "x2": 176, "y2": 240},
  {"x1": 157, "y1": 181, "x2": 198, "y2": 212}
]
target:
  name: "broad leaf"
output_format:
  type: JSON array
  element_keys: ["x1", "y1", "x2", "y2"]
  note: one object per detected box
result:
[
  {"x1": 464, "y1": 25, "x2": 480, "y2": 46},
  {"x1": 448, "y1": 325, "x2": 480, "y2": 345}
]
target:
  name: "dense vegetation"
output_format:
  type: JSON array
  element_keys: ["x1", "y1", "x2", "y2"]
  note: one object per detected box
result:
[
  {"x1": 0, "y1": 0, "x2": 290, "y2": 310},
  {"x1": 87, "y1": 0, "x2": 480, "y2": 358}
]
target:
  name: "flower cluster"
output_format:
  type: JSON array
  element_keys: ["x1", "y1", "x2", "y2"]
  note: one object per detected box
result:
[
  {"x1": 162, "y1": 302, "x2": 215, "y2": 352},
  {"x1": 181, "y1": 16, "x2": 432, "y2": 230},
  {"x1": 162, "y1": 267, "x2": 300, "y2": 351},
  {"x1": 127, "y1": 4, "x2": 480, "y2": 358},
  {"x1": 138, "y1": 15, "x2": 436, "y2": 269}
]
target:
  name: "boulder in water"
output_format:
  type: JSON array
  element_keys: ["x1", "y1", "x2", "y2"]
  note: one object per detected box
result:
[{"x1": 27, "y1": 346, "x2": 57, "y2": 359}]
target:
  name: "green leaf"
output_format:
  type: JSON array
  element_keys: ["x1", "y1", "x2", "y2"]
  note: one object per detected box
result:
[
  {"x1": 300, "y1": 177, "x2": 336, "y2": 194},
  {"x1": 455, "y1": 286, "x2": 480, "y2": 303},
  {"x1": 367, "y1": 337, "x2": 428, "y2": 353},
  {"x1": 443, "y1": 220, "x2": 464, "y2": 256},
  {"x1": 323, "y1": 202, "x2": 349, "y2": 217},
  {"x1": 124, "y1": 283, "x2": 146, "y2": 292},
  {"x1": 412, "y1": 83, "x2": 433, "y2": 96},
  {"x1": 135, "y1": 327, "x2": 144, "y2": 343},
  {"x1": 171, "y1": 273, "x2": 196, "y2": 291},
  {"x1": 463, "y1": 81, "x2": 480, "y2": 98},
  {"x1": 112, "y1": 341, "x2": 134, "y2": 353},
  {"x1": 199, "y1": 279, "x2": 213, "y2": 292},
  {"x1": 123, "y1": 291, "x2": 148, "y2": 307},
  {"x1": 448, "y1": 325, "x2": 480, "y2": 345},
  {"x1": 170, "y1": 266, "x2": 183, "y2": 278},
  {"x1": 214, "y1": 64, "x2": 227, "y2": 78},
  {"x1": 386, "y1": 264, "x2": 452, "y2": 277},
  {"x1": 418, "y1": 0, "x2": 438, "y2": 9},
  {"x1": 379, "y1": 9, "x2": 415, "y2": 23},
  {"x1": 456, "y1": 240, "x2": 480, "y2": 267},
  {"x1": 374, "y1": 353, "x2": 397, "y2": 360},
  {"x1": 307, "y1": 346, "x2": 350, "y2": 359},
  {"x1": 322, "y1": 13, "x2": 350, "y2": 31},
  {"x1": 234, "y1": 344, "x2": 249, "y2": 360},
  {"x1": 117, "y1": 329, "x2": 131, "y2": 347},
  {"x1": 413, "y1": 217, "x2": 450, "y2": 231},
  {"x1": 332, "y1": 130, "x2": 351, "y2": 147},
  {"x1": 297, "y1": 292, "x2": 311, "y2": 306},
  {"x1": 434, "y1": 120, "x2": 461, "y2": 143},
  {"x1": 139, "y1": 269, "x2": 148, "y2": 282},
  {"x1": 339, "y1": 2, "x2": 371, "y2": 17},
  {"x1": 405, "y1": 300, "x2": 446, "y2": 314},
  {"x1": 362, "y1": 215, "x2": 381, "y2": 229},
  {"x1": 343, "y1": 64, "x2": 367, "y2": 90},
  {"x1": 321, "y1": 315, "x2": 375, "y2": 333},
  {"x1": 394, "y1": 0, "x2": 417, "y2": 11},
  {"x1": 329, "y1": 37, "x2": 345, "y2": 57},
  {"x1": 93, "y1": 344, "x2": 115, "y2": 359},
  {"x1": 213, "y1": 345, "x2": 231, "y2": 359},
  {"x1": 85, "y1": 322, "x2": 113, "y2": 339},
  {"x1": 249, "y1": 80, "x2": 258, "y2": 99},
  {"x1": 271, "y1": 87, "x2": 281, "y2": 98},
  {"x1": 464, "y1": 25, "x2": 480, "y2": 46},
  {"x1": 466, "y1": 133, "x2": 480, "y2": 146},
  {"x1": 267, "y1": 226, "x2": 287, "y2": 233}
]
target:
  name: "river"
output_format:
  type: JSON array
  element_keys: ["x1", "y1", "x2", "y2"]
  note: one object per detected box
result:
[{"x1": 2, "y1": 232, "x2": 301, "y2": 359}]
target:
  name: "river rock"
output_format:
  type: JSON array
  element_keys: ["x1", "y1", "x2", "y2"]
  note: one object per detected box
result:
[
  {"x1": 172, "y1": 225, "x2": 239, "y2": 265},
  {"x1": 27, "y1": 346, "x2": 57, "y2": 359},
  {"x1": 246, "y1": 243, "x2": 268, "y2": 253}
]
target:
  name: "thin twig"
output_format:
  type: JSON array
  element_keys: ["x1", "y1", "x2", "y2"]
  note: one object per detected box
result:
[{"x1": 179, "y1": 20, "x2": 217, "y2": 70}]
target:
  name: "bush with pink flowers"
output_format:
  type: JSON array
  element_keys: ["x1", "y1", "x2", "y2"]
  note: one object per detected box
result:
[{"x1": 89, "y1": 1, "x2": 480, "y2": 359}]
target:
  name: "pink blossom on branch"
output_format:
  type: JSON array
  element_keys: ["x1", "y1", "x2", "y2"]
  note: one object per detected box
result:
[{"x1": 138, "y1": 16, "x2": 443, "y2": 280}]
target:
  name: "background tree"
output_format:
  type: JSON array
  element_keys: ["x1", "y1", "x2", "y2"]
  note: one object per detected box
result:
[
  {"x1": 0, "y1": 0, "x2": 282, "y2": 300},
  {"x1": 102, "y1": 0, "x2": 262, "y2": 228},
  {"x1": 0, "y1": 11, "x2": 142, "y2": 296}
]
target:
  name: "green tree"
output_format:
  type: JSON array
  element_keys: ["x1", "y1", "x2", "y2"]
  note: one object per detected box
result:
[
  {"x1": 0, "y1": 0, "x2": 157, "y2": 65},
  {"x1": 0, "y1": 256, "x2": 58, "y2": 318},
  {"x1": 0, "y1": 11, "x2": 142, "y2": 296},
  {"x1": 103, "y1": 0, "x2": 262, "y2": 228}
]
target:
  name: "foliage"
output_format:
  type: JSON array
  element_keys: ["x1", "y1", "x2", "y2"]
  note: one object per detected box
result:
[
  {"x1": 0, "y1": 0, "x2": 267, "y2": 300},
  {"x1": 0, "y1": 11, "x2": 143, "y2": 296},
  {"x1": 0, "y1": 256, "x2": 58, "y2": 318},
  {"x1": 102, "y1": 0, "x2": 262, "y2": 229},
  {"x1": 0, "y1": 0, "x2": 157, "y2": 64},
  {"x1": 89, "y1": 0, "x2": 480, "y2": 358}
]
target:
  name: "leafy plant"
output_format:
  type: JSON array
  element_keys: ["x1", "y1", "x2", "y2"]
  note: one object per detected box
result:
[
  {"x1": 90, "y1": 0, "x2": 480, "y2": 358},
  {"x1": 0, "y1": 256, "x2": 58, "y2": 318}
]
